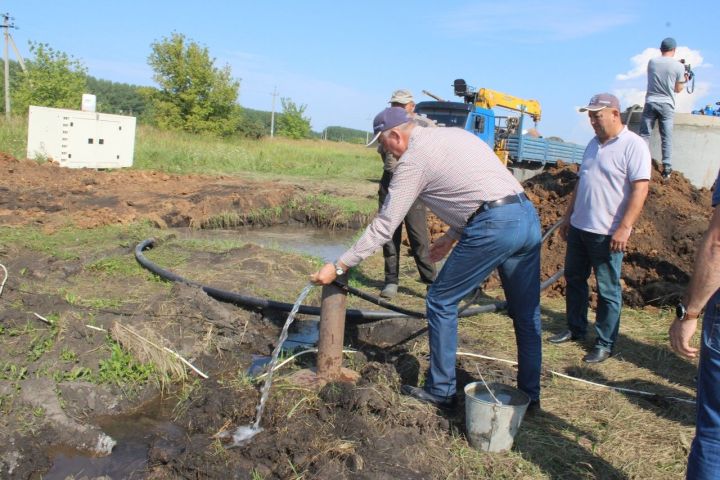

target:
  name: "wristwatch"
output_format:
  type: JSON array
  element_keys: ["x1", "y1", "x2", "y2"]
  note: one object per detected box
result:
[
  {"x1": 334, "y1": 264, "x2": 345, "y2": 276},
  {"x1": 676, "y1": 302, "x2": 699, "y2": 321}
]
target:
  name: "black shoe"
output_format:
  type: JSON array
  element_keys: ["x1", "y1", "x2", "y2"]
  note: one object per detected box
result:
[
  {"x1": 662, "y1": 169, "x2": 672, "y2": 181},
  {"x1": 401, "y1": 385, "x2": 456, "y2": 409},
  {"x1": 548, "y1": 330, "x2": 584, "y2": 344},
  {"x1": 526, "y1": 399, "x2": 541, "y2": 416},
  {"x1": 583, "y1": 347, "x2": 611, "y2": 363}
]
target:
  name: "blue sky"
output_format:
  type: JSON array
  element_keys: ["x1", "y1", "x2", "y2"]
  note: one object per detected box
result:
[{"x1": 4, "y1": 0, "x2": 718, "y2": 144}]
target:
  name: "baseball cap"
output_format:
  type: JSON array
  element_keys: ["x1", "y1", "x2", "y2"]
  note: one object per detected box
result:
[
  {"x1": 578, "y1": 93, "x2": 621, "y2": 112},
  {"x1": 389, "y1": 89, "x2": 414, "y2": 105},
  {"x1": 660, "y1": 37, "x2": 677, "y2": 52},
  {"x1": 366, "y1": 107, "x2": 410, "y2": 146}
]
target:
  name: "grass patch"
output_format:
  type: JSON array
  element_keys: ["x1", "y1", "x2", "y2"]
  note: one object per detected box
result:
[
  {"x1": 98, "y1": 341, "x2": 155, "y2": 389},
  {"x1": 87, "y1": 256, "x2": 144, "y2": 277},
  {"x1": 199, "y1": 205, "x2": 285, "y2": 229},
  {"x1": 133, "y1": 126, "x2": 378, "y2": 179},
  {"x1": 0, "y1": 222, "x2": 160, "y2": 260},
  {"x1": 0, "y1": 120, "x2": 379, "y2": 180},
  {"x1": 0, "y1": 116, "x2": 28, "y2": 159}
]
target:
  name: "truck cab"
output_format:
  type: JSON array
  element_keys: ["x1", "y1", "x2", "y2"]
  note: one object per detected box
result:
[
  {"x1": 413, "y1": 100, "x2": 495, "y2": 147},
  {"x1": 414, "y1": 79, "x2": 585, "y2": 173}
]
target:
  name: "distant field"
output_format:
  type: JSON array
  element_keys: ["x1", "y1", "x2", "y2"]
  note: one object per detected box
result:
[{"x1": 0, "y1": 116, "x2": 380, "y2": 180}]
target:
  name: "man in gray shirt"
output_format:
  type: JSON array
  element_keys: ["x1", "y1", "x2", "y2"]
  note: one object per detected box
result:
[
  {"x1": 639, "y1": 37, "x2": 688, "y2": 180},
  {"x1": 312, "y1": 107, "x2": 542, "y2": 412}
]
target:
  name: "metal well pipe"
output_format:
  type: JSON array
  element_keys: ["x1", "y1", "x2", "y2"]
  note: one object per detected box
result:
[{"x1": 317, "y1": 277, "x2": 347, "y2": 380}]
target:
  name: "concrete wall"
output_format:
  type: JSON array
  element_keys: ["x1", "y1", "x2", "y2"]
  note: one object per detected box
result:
[{"x1": 626, "y1": 110, "x2": 720, "y2": 188}]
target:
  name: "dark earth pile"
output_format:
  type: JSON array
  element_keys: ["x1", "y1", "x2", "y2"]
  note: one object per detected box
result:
[{"x1": 427, "y1": 162, "x2": 713, "y2": 307}]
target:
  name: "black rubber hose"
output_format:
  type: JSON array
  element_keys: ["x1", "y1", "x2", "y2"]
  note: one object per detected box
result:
[
  {"x1": 135, "y1": 219, "x2": 564, "y2": 323},
  {"x1": 135, "y1": 238, "x2": 405, "y2": 322},
  {"x1": 135, "y1": 238, "x2": 505, "y2": 321}
]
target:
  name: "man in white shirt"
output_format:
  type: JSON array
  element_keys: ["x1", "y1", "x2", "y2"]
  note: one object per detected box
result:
[{"x1": 549, "y1": 93, "x2": 651, "y2": 363}]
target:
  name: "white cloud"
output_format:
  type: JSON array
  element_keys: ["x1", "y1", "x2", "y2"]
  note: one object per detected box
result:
[
  {"x1": 439, "y1": 1, "x2": 634, "y2": 42},
  {"x1": 613, "y1": 87, "x2": 646, "y2": 110},
  {"x1": 616, "y1": 46, "x2": 704, "y2": 81}
]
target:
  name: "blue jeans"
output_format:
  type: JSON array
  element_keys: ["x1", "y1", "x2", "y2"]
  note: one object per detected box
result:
[
  {"x1": 425, "y1": 199, "x2": 542, "y2": 401},
  {"x1": 639, "y1": 101, "x2": 675, "y2": 170},
  {"x1": 687, "y1": 294, "x2": 720, "y2": 479},
  {"x1": 564, "y1": 226, "x2": 624, "y2": 352}
]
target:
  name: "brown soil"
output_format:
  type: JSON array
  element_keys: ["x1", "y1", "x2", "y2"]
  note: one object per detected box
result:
[
  {"x1": 0, "y1": 154, "x2": 708, "y2": 479},
  {"x1": 0, "y1": 153, "x2": 297, "y2": 231}
]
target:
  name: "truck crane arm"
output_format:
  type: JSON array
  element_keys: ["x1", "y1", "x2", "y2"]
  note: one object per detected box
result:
[{"x1": 476, "y1": 88, "x2": 542, "y2": 123}]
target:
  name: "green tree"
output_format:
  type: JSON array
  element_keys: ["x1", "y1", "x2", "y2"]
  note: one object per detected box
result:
[
  {"x1": 146, "y1": 32, "x2": 241, "y2": 136},
  {"x1": 0, "y1": 59, "x2": 24, "y2": 111},
  {"x1": 86, "y1": 76, "x2": 148, "y2": 117},
  {"x1": 12, "y1": 42, "x2": 87, "y2": 114},
  {"x1": 277, "y1": 97, "x2": 311, "y2": 139}
]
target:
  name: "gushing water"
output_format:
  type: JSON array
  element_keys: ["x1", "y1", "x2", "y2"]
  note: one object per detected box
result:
[{"x1": 230, "y1": 282, "x2": 315, "y2": 447}]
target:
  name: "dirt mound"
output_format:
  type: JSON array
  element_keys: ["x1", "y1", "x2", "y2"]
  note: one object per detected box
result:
[
  {"x1": 148, "y1": 363, "x2": 457, "y2": 479},
  {"x1": 0, "y1": 155, "x2": 296, "y2": 232},
  {"x1": 427, "y1": 163, "x2": 713, "y2": 307}
]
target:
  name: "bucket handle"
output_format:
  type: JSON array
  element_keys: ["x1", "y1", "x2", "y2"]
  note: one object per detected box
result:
[{"x1": 476, "y1": 367, "x2": 502, "y2": 405}]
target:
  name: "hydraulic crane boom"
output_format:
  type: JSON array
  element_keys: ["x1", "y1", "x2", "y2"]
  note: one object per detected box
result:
[{"x1": 475, "y1": 88, "x2": 542, "y2": 123}]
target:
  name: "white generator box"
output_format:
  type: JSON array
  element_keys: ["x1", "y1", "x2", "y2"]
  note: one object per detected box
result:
[{"x1": 26, "y1": 105, "x2": 136, "y2": 168}]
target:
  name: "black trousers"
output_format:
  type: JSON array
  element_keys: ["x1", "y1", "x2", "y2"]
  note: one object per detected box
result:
[{"x1": 378, "y1": 170, "x2": 436, "y2": 285}]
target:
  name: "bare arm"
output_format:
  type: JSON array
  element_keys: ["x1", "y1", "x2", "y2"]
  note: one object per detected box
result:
[
  {"x1": 611, "y1": 180, "x2": 649, "y2": 252},
  {"x1": 685, "y1": 206, "x2": 720, "y2": 314},
  {"x1": 674, "y1": 73, "x2": 689, "y2": 93},
  {"x1": 669, "y1": 205, "x2": 720, "y2": 358}
]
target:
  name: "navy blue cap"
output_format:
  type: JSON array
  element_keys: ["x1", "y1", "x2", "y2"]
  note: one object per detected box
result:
[{"x1": 367, "y1": 107, "x2": 410, "y2": 146}]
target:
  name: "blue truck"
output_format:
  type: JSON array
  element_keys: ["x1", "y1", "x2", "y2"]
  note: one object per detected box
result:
[{"x1": 414, "y1": 79, "x2": 585, "y2": 178}]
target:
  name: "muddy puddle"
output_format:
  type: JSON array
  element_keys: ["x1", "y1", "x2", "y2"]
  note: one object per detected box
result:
[
  {"x1": 44, "y1": 398, "x2": 183, "y2": 479},
  {"x1": 174, "y1": 224, "x2": 358, "y2": 263}
]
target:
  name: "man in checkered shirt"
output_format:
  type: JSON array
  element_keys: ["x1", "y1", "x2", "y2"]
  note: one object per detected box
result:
[
  {"x1": 375, "y1": 89, "x2": 436, "y2": 299},
  {"x1": 312, "y1": 107, "x2": 542, "y2": 411}
]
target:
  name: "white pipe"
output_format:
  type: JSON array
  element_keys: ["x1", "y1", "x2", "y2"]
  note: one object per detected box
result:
[
  {"x1": 0, "y1": 263, "x2": 7, "y2": 297},
  {"x1": 457, "y1": 351, "x2": 695, "y2": 405}
]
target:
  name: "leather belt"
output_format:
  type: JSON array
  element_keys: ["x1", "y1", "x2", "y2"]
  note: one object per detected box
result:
[{"x1": 467, "y1": 192, "x2": 528, "y2": 223}]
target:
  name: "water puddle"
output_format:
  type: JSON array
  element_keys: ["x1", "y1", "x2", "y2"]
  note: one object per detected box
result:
[
  {"x1": 175, "y1": 224, "x2": 357, "y2": 263},
  {"x1": 44, "y1": 399, "x2": 183, "y2": 479}
]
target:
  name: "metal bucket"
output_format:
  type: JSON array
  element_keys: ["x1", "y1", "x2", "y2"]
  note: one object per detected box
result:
[{"x1": 464, "y1": 382, "x2": 530, "y2": 452}]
